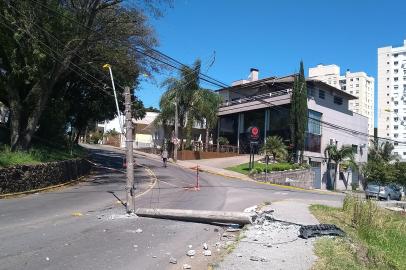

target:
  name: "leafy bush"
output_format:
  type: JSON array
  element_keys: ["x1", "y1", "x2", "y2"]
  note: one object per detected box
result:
[
  {"x1": 228, "y1": 161, "x2": 308, "y2": 175},
  {"x1": 351, "y1": 182, "x2": 359, "y2": 191},
  {"x1": 217, "y1": 136, "x2": 229, "y2": 145}
]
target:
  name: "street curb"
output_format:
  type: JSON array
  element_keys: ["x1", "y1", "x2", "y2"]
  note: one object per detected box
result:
[{"x1": 0, "y1": 175, "x2": 87, "y2": 199}]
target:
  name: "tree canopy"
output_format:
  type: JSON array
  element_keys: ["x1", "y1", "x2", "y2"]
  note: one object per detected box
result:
[{"x1": 0, "y1": 0, "x2": 165, "y2": 150}]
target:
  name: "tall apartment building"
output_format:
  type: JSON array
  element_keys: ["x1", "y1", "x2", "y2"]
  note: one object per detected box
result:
[
  {"x1": 377, "y1": 39, "x2": 406, "y2": 159},
  {"x1": 309, "y1": 64, "x2": 375, "y2": 136}
]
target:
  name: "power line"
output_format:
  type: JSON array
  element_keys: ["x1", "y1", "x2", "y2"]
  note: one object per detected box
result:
[{"x1": 27, "y1": 0, "x2": 229, "y2": 89}]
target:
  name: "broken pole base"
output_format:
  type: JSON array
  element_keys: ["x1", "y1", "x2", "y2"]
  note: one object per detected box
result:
[{"x1": 134, "y1": 208, "x2": 252, "y2": 225}]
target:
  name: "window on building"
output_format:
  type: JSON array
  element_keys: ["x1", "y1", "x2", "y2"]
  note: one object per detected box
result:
[
  {"x1": 404, "y1": 70, "x2": 406, "y2": 75},
  {"x1": 394, "y1": 54, "x2": 399, "y2": 57},
  {"x1": 307, "y1": 110, "x2": 322, "y2": 135},
  {"x1": 395, "y1": 101, "x2": 399, "y2": 105},
  {"x1": 395, "y1": 69, "x2": 399, "y2": 73},
  {"x1": 394, "y1": 142, "x2": 399, "y2": 146},
  {"x1": 394, "y1": 152, "x2": 399, "y2": 155},
  {"x1": 395, "y1": 109, "x2": 399, "y2": 113},
  {"x1": 305, "y1": 110, "x2": 322, "y2": 153},
  {"x1": 334, "y1": 96, "x2": 343, "y2": 105},
  {"x1": 395, "y1": 77, "x2": 399, "y2": 82},
  {"x1": 356, "y1": 84, "x2": 359, "y2": 87},
  {"x1": 394, "y1": 134, "x2": 399, "y2": 138},
  {"x1": 356, "y1": 78, "x2": 359, "y2": 81},
  {"x1": 395, "y1": 117, "x2": 399, "y2": 121},
  {"x1": 395, "y1": 61, "x2": 399, "y2": 65},
  {"x1": 319, "y1": 90, "x2": 325, "y2": 99},
  {"x1": 350, "y1": 78, "x2": 353, "y2": 81},
  {"x1": 394, "y1": 125, "x2": 399, "y2": 130},
  {"x1": 394, "y1": 85, "x2": 399, "y2": 90},
  {"x1": 352, "y1": 144, "x2": 358, "y2": 154}
]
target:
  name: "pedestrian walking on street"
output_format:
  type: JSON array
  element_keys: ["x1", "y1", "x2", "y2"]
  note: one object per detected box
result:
[{"x1": 162, "y1": 149, "x2": 168, "y2": 167}]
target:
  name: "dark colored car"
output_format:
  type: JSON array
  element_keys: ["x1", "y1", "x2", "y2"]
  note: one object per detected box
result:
[{"x1": 365, "y1": 183, "x2": 402, "y2": 201}]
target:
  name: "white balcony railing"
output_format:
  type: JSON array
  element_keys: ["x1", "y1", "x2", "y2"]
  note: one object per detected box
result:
[{"x1": 220, "y1": 88, "x2": 291, "y2": 107}]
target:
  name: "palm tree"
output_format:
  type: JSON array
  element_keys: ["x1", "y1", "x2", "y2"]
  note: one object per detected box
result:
[
  {"x1": 193, "y1": 89, "x2": 222, "y2": 151},
  {"x1": 158, "y1": 60, "x2": 201, "y2": 149},
  {"x1": 324, "y1": 144, "x2": 354, "y2": 190},
  {"x1": 340, "y1": 156, "x2": 359, "y2": 190},
  {"x1": 369, "y1": 139, "x2": 398, "y2": 162},
  {"x1": 261, "y1": 136, "x2": 288, "y2": 162}
]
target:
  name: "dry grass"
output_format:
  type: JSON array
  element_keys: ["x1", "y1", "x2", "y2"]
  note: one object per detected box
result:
[{"x1": 311, "y1": 195, "x2": 406, "y2": 270}]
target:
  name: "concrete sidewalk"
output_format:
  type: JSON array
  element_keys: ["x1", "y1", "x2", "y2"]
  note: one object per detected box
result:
[
  {"x1": 216, "y1": 199, "x2": 342, "y2": 270},
  {"x1": 185, "y1": 154, "x2": 259, "y2": 169}
]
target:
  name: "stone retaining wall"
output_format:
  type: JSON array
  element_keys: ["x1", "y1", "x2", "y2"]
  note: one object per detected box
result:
[
  {"x1": 0, "y1": 159, "x2": 92, "y2": 194},
  {"x1": 251, "y1": 169, "x2": 315, "y2": 189}
]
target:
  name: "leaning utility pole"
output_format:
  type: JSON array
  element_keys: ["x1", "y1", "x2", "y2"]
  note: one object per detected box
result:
[
  {"x1": 173, "y1": 98, "x2": 179, "y2": 162},
  {"x1": 124, "y1": 86, "x2": 134, "y2": 213}
]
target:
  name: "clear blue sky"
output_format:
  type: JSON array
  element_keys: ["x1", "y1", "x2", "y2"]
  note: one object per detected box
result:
[{"x1": 136, "y1": 0, "x2": 406, "y2": 126}]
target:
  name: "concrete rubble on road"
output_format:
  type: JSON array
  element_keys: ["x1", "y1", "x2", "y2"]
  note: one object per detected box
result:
[
  {"x1": 186, "y1": 250, "x2": 196, "y2": 257},
  {"x1": 215, "y1": 203, "x2": 318, "y2": 270},
  {"x1": 183, "y1": 263, "x2": 192, "y2": 269}
]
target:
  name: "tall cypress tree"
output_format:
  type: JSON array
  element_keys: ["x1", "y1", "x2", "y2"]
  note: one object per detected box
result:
[{"x1": 289, "y1": 61, "x2": 308, "y2": 163}]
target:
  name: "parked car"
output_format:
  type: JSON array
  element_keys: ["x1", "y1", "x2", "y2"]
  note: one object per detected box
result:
[{"x1": 365, "y1": 183, "x2": 402, "y2": 201}]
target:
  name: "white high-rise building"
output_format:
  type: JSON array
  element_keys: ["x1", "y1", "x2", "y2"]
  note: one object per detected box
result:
[
  {"x1": 309, "y1": 64, "x2": 375, "y2": 136},
  {"x1": 378, "y1": 39, "x2": 406, "y2": 159}
]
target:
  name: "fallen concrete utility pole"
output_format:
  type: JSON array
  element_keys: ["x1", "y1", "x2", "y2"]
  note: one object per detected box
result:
[{"x1": 134, "y1": 208, "x2": 252, "y2": 225}]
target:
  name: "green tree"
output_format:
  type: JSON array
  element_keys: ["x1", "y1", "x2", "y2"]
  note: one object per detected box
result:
[
  {"x1": 0, "y1": 0, "x2": 161, "y2": 150},
  {"x1": 217, "y1": 137, "x2": 229, "y2": 146},
  {"x1": 324, "y1": 144, "x2": 354, "y2": 190},
  {"x1": 368, "y1": 139, "x2": 398, "y2": 162},
  {"x1": 158, "y1": 59, "x2": 201, "y2": 149},
  {"x1": 193, "y1": 89, "x2": 222, "y2": 151},
  {"x1": 261, "y1": 136, "x2": 288, "y2": 162},
  {"x1": 289, "y1": 61, "x2": 308, "y2": 163},
  {"x1": 361, "y1": 160, "x2": 396, "y2": 188},
  {"x1": 393, "y1": 162, "x2": 406, "y2": 187},
  {"x1": 340, "y1": 156, "x2": 359, "y2": 190}
]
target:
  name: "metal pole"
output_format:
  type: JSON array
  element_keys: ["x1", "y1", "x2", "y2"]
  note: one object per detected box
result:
[
  {"x1": 174, "y1": 98, "x2": 178, "y2": 162},
  {"x1": 124, "y1": 86, "x2": 134, "y2": 213},
  {"x1": 196, "y1": 165, "x2": 200, "y2": 190},
  {"x1": 107, "y1": 66, "x2": 123, "y2": 134}
]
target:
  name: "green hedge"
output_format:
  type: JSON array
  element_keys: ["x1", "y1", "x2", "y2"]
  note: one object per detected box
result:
[{"x1": 228, "y1": 162, "x2": 309, "y2": 175}]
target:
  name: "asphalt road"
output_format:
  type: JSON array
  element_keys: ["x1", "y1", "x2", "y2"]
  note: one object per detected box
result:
[{"x1": 0, "y1": 145, "x2": 344, "y2": 270}]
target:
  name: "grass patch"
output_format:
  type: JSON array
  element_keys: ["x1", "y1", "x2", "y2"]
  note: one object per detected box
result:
[
  {"x1": 310, "y1": 196, "x2": 406, "y2": 270},
  {"x1": 0, "y1": 144, "x2": 87, "y2": 168},
  {"x1": 227, "y1": 161, "x2": 306, "y2": 175}
]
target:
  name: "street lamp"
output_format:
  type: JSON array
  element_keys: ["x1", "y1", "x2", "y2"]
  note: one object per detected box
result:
[{"x1": 103, "y1": 64, "x2": 123, "y2": 134}]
